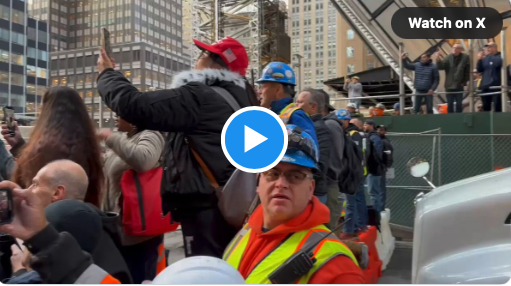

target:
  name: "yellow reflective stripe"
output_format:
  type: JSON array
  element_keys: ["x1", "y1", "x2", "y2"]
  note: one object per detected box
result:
[
  {"x1": 279, "y1": 103, "x2": 295, "y2": 116},
  {"x1": 309, "y1": 225, "x2": 358, "y2": 266},
  {"x1": 243, "y1": 224, "x2": 358, "y2": 284},
  {"x1": 246, "y1": 231, "x2": 310, "y2": 284},
  {"x1": 223, "y1": 225, "x2": 250, "y2": 260},
  {"x1": 348, "y1": 130, "x2": 367, "y2": 176},
  {"x1": 224, "y1": 228, "x2": 252, "y2": 270}
]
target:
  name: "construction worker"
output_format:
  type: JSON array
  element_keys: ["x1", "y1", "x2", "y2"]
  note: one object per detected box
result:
[
  {"x1": 336, "y1": 110, "x2": 366, "y2": 239},
  {"x1": 222, "y1": 125, "x2": 365, "y2": 284},
  {"x1": 257, "y1": 62, "x2": 318, "y2": 144},
  {"x1": 373, "y1": 103, "x2": 385, "y2": 117},
  {"x1": 347, "y1": 102, "x2": 363, "y2": 118}
]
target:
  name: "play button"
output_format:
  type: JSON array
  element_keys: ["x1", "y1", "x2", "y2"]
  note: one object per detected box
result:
[
  {"x1": 244, "y1": 126, "x2": 267, "y2": 152},
  {"x1": 222, "y1": 106, "x2": 288, "y2": 173}
]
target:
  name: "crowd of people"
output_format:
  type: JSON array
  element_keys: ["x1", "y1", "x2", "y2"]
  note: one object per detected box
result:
[
  {"x1": 0, "y1": 36, "x2": 396, "y2": 284},
  {"x1": 343, "y1": 42, "x2": 508, "y2": 115}
]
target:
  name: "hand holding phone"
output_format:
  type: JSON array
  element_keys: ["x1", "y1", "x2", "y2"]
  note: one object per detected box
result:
[
  {"x1": 3, "y1": 106, "x2": 15, "y2": 136},
  {"x1": 100, "y1": 27, "x2": 112, "y2": 59}
]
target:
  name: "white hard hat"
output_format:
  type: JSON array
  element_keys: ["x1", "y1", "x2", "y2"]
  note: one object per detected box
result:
[
  {"x1": 347, "y1": 102, "x2": 357, "y2": 109},
  {"x1": 151, "y1": 256, "x2": 245, "y2": 284}
]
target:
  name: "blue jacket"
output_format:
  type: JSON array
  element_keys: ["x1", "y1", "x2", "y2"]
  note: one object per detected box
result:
[
  {"x1": 367, "y1": 131, "x2": 384, "y2": 176},
  {"x1": 477, "y1": 52, "x2": 502, "y2": 90},
  {"x1": 403, "y1": 59, "x2": 440, "y2": 92},
  {"x1": 270, "y1": 98, "x2": 318, "y2": 145}
]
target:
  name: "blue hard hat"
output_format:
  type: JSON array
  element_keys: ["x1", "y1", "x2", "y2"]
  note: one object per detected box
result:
[
  {"x1": 256, "y1": 62, "x2": 296, "y2": 86},
  {"x1": 336, "y1": 109, "x2": 352, "y2": 120},
  {"x1": 281, "y1": 125, "x2": 319, "y2": 170},
  {"x1": 394, "y1": 102, "x2": 400, "y2": 110}
]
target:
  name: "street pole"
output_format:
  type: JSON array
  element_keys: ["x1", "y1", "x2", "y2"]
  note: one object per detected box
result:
[
  {"x1": 398, "y1": 42, "x2": 405, "y2": 116},
  {"x1": 501, "y1": 27, "x2": 508, "y2": 112},
  {"x1": 293, "y1": 54, "x2": 303, "y2": 92},
  {"x1": 468, "y1": 38, "x2": 475, "y2": 113}
]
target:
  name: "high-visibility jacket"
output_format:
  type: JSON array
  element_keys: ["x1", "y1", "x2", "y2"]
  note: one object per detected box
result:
[
  {"x1": 156, "y1": 242, "x2": 167, "y2": 275},
  {"x1": 223, "y1": 224, "x2": 359, "y2": 284},
  {"x1": 279, "y1": 103, "x2": 302, "y2": 124},
  {"x1": 74, "y1": 264, "x2": 121, "y2": 284},
  {"x1": 349, "y1": 130, "x2": 367, "y2": 176}
]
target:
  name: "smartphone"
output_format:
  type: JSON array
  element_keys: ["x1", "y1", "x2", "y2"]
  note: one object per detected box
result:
[
  {"x1": 100, "y1": 27, "x2": 112, "y2": 58},
  {"x1": 0, "y1": 188, "x2": 13, "y2": 225},
  {"x1": 3, "y1": 106, "x2": 15, "y2": 135}
]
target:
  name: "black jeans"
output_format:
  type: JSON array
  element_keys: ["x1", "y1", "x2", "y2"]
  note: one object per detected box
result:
[
  {"x1": 120, "y1": 235, "x2": 163, "y2": 284},
  {"x1": 446, "y1": 88, "x2": 464, "y2": 113},
  {"x1": 481, "y1": 88, "x2": 502, "y2": 112},
  {"x1": 414, "y1": 90, "x2": 433, "y2": 114},
  {"x1": 180, "y1": 206, "x2": 238, "y2": 258}
]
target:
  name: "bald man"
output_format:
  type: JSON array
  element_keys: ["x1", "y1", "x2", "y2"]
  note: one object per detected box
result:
[
  {"x1": 31, "y1": 159, "x2": 89, "y2": 207},
  {"x1": 434, "y1": 43, "x2": 470, "y2": 113}
]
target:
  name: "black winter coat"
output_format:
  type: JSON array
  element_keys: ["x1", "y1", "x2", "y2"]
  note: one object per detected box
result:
[
  {"x1": 310, "y1": 114, "x2": 331, "y2": 197},
  {"x1": 97, "y1": 68, "x2": 253, "y2": 215}
]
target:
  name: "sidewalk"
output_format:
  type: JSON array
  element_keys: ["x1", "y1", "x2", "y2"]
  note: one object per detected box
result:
[{"x1": 164, "y1": 226, "x2": 185, "y2": 265}]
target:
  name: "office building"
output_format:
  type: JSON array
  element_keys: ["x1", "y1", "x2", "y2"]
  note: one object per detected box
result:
[
  {"x1": 0, "y1": 0, "x2": 49, "y2": 118},
  {"x1": 29, "y1": 0, "x2": 190, "y2": 124},
  {"x1": 288, "y1": 0, "x2": 383, "y2": 93}
]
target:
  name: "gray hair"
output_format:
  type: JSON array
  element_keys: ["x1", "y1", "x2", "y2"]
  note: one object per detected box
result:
[
  {"x1": 45, "y1": 159, "x2": 89, "y2": 201},
  {"x1": 297, "y1": 88, "x2": 325, "y2": 114}
]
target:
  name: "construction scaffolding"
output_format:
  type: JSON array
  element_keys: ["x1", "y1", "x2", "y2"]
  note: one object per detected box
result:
[{"x1": 191, "y1": 0, "x2": 291, "y2": 83}]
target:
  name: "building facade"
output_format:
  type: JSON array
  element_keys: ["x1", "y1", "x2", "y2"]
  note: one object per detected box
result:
[
  {"x1": 29, "y1": 0, "x2": 189, "y2": 124},
  {"x1": 0, "y1": 0, "x2": 49, "y2": 118}
]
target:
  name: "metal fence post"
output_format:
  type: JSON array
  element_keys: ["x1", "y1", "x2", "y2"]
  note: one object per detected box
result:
[
  {"x1": 399, "y1": 42, "x2": 405, "y2": 115},
  {"x1": 468, "y1": 39, "x2": 475, "y2": 113},
  {"x1": 501, "y1": 27, "x2": 508, "y2": 112}
]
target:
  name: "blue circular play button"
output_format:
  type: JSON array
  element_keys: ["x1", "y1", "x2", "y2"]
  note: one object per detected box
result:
[{"x1": 221, "y1": 107, "x2": 288, "y2": 173}]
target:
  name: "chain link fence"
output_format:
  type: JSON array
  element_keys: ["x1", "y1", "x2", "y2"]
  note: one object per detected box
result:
[{"x1": 385, "y1": 131, "x2": 511, "y2": 228}]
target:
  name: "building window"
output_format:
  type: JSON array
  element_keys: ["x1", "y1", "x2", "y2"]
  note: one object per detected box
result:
[
  {"x1": 347, "y1": 29, "x2": 355, "y2": 40},
  {"x1": 10, "y1": 54, "x2": 24, "y2": 66},
  {"x1": 27, "y1": 28, "x2": 37, "y2": 41},
  {"x1": 0, "y1": 28, "x2": 8, "y2": 42},
  {"x1": 347, "y1": 64, "x2": 355, "y2": 75},
  {"x1": 26, "y1": 84, "x2": 36, "y2": 94},
  {"x1": 36, "y1": 68, "x2": 47, "y2": 79},
  {"x1": 12, "y1": 32, "x2": 24, "y2": 45},
  {"x1": 367, "y1": 61, "x2": 376, "y2": 69},
  {"x1": 27, "y1": 66, "x2": 36, "y2": 77},
  {"x1": 38, "y1": 31, "x2": 47, "y2": 44},
  {"x1": 12, "y1": 10, "x2": 24, "y2": 24},
  {"x1": 347, "y1": 47, "x2": 354, "y2": 58},
  {"x1": 0, "y1": 71, "x2": 7, "y2": 84},
  {"x1": 0, "y1": 50, "x2": 8, "y2": 63},
  {"x1": 0, "y1": 5, "x2": 9, "y2": 21},
  {"x1": 27, "y1": 47, "x2": 36, "y2": 58},
  {"x1": 11, "y1": 74, "x2": 23, "y2": 86}
]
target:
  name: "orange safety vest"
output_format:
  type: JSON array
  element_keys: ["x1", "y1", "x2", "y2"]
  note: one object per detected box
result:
[
  {"x1": 223, "y1": 224, "x2": 358, "y2": 284},
  {"x1": 278, "y1": 103, "x2": 302, "y2": 124},
  {"x1": 156, "y1": 242, "x2": 166, "y2": 275},
  {"x1": 74, "y1": 264, "x2": 121, "y2": 284}
]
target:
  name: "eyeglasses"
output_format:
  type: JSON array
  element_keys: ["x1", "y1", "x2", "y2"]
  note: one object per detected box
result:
[
  {"x1": 262, "y1": 169, "x2": 313, "y2": 184},
  {"x1": 198, "y1": 50, "x2": 228, "y2": 68}
]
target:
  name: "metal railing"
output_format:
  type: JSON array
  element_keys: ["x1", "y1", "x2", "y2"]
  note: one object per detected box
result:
[{"x1": 334, "y1": 28, "x2": 510, "y2": 114}]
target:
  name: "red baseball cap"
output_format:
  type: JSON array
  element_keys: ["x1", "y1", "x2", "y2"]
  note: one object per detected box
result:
[{"x1": 193, "y1": 37, "x2": 249, "y2": 76}]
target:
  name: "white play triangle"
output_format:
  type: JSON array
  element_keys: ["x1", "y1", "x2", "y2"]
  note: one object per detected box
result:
[{"x1": 244, "y1": 125, "x2": 267, "y2": 152}]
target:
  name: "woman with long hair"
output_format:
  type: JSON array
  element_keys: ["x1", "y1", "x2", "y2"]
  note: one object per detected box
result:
[{"x1": 9, "y1": 86, "x2": 104, "y2": 207}]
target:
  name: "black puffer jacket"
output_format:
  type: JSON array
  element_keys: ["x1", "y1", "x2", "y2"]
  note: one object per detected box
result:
[{"x1": 97, "y1": 68, "x2": 254, "y2": 216}]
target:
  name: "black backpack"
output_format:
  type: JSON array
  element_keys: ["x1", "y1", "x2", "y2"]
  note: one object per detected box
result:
[
  {"x1": 324, "y1": 118, "x2": 364, "y2": 195},
  {"x1": 382, "y1": 138, "x2": 394, "y2": 168},
  {"x1": 338, "y1": 131, "x2": 365, "y2": 195}
]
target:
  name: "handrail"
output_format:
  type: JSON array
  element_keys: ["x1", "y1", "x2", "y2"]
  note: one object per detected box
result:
[{"x1": 330, "y1": 90, "x2": 503, "y2": 101}]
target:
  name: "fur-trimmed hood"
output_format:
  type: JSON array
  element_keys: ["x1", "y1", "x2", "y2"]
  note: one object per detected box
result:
[{"x1": 170, "y1": 68, "x2": 246, "y2": 89}]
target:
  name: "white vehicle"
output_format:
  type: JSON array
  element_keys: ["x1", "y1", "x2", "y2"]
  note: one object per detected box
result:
[{"x1": 408, "y1": 158, "x2": 511, "y2": 284}]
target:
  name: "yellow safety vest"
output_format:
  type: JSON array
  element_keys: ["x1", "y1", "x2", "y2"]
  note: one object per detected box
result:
[
  {"x1": 349, "y1": 130, "x2": 367, "y2": 176},
  {"x1": 279, "y1": 103, "x2": 302, "y2": 125},
  {"x1": 223, "y1": 224, "x2": 359, "y2": 284}
]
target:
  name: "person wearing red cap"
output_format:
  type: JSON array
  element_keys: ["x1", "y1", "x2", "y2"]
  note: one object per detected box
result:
[{"x1": 96, "y1": 37, "x2": 258, "y2": 258}]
